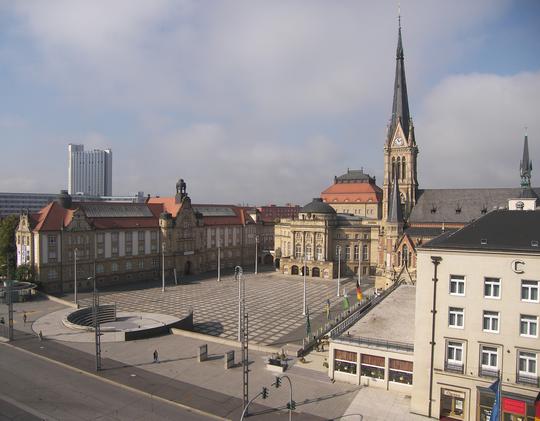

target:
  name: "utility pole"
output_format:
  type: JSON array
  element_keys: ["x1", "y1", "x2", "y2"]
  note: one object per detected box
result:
[
  {"x1": 217, "y1": 239, "x2": 221, "y2": 282},
  {"x1": 337, "y1": 246, "x2": 341, "y2": 297},
  {"x1": 235, "y1": 265, "x2": 249, "y2": 415},
  {"x1": 5, "y1": 256, "x2": 13, "y2": 341},
  {"x1": 74, "y1": 248, "x2": 78, "y2": 306},
  {"x1": 302, "y1": 252, "x2": 307, "y2": 316},
  {"x1": 161, "y1": 242, "x2": 165, "y2": 293},
  {"x1": 254, "y1": 235, "x2": 259, "y2": 274}
]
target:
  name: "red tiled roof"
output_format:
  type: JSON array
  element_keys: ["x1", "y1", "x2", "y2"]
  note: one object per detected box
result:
[
  {"x1": 321, "y1": 182, "x2": 382, "y2": 203},
  {"x1": 146, "y1": 197, "x2": 183, "y2": 217}
]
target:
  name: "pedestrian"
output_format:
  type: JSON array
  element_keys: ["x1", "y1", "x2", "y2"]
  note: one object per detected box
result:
[
  {"x1": 38, "y1": 330, "x2": 43, "y2": 341},
  {"x1": 0, "y1": 317, "x2": 4, "y2": 325},
  {"x1": 153, "y1": 349, "x2": 159, "y2": 363},
  {"x1": 23, "y1": 312, "x2": 27, "y2": 324}
]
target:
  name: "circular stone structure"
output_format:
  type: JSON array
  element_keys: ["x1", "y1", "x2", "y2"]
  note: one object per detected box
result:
[
  {"x1": 33, "y1": 307, "x2": 193, "y2": 343},
  {"x1": 0, "y1": 280, "x2": 37, "y2": 303}
]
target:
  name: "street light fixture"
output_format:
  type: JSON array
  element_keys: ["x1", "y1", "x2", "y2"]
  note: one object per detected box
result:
[
  {"x1": 254, "y1": 235, "x2": 259, "y2": 275},
  {"x1": 161, "y1": 242, "x2": 165, "y2": 293}
]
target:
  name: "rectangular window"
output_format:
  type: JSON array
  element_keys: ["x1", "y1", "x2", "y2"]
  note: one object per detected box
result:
[
  {"x1": 96, "y1": 233, "x2": 104, "y2": 243},
  {"x1": 521, "y1": 280, "x2": 539, "y2": 302},
  {"x1": 139, "y1": 259, "x2": 144, "y2": 269},
  {"x1": 47, "y1": 235, "x2": 57, "y2": 245},
  {"x1": 96, "y1": 264, "x2": 104, "y2": 274},
  {"x1": 152, "y1": 258, "x2": 159, "y2": 267},
  {"x1": 111, "y1": 262, "x2": 118, "y2": 272},
  {"x1": 362, "y1": 245, "x2": 369, "y2": 261},
  {"x1": 447, "y1": 341, "x2": 463, "y2": 365},
  {"x1": 138, "y1": 231, "x2": 145, "y2": 241},
  {"x1": 111, "y1": 232, "x2": 119, "y2": 242},
  {"x1": 151, "y1": 231, "x2": 157, "y2": 240},
  {"x1": 518, "y1": 351, "x2": 537, "y2": 376},
  {"x1": 482, "y1": 311, "x2": 499, "y2": 333},
  {"x1": 520, "y1": 315, "x2": 538, "y2": 337},
  {"x1": 126, "y1": 260, "x2": 132, "y2": 270},
  {"x1": 334, "y1": 349, "x2": 357, "y2": 375},
  {"x1": 448, "y1": 307, "x2": 464, "y2": 328},
  {"x1": 47, "y1": 269, "x2": 58, "y2": 280},
  {"x1": 479, "y1": 345, "x2": 499, "y2": 378},
  {"x1": 388, "y1": 359, "x2": 413, "y2": 385},
  {"x1": 484, "y1": 277, "x2": 501, "y2": 299},
  {"x1": 360, "y1": 354, "x2": 385, "y2": 380},
  {"x1": 354, "y1": 245, "x2": 359, "y2": 261},
  {"x1": 449, "y1": 275, "x2": 465, "y2": 296}
]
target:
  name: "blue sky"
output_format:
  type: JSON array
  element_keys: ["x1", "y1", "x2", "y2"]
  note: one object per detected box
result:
[{"x1": 0, "y1": 0, "x2": 539, "y2": 205}]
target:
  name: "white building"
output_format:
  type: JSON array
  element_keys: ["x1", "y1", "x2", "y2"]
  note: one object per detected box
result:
[{"x1": 68, "y1": 144, "x2": 112, "y2": 196}]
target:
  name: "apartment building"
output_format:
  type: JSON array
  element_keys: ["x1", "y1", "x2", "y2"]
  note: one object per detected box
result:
[{"x1": 411, "y1": 207, "x2": 540, "y2": 420}]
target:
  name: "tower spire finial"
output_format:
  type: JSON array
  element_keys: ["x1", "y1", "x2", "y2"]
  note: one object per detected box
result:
[
  {"x1": 398, "y1": 1, "x2": 401, "y2": 29},
  {"x1": 520, "y1": 129, "x2": 532, "y2": 189}
]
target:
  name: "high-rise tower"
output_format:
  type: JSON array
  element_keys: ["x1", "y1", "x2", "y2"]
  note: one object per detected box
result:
[
  {"x1": 382, "y1": 16, "x2": 418, "y2": 221},
  {"x1": 68, "y1": 144, "x2": 113, "y2": 196}
]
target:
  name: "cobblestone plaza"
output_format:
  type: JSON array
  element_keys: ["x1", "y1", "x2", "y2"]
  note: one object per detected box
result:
[{"x1": 79, "y1": 271, "x2": 365, "y2": 346}]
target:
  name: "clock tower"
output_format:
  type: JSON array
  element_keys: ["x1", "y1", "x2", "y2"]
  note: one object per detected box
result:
[{"x1": 382, "y1": 17, "x2": 418, "y2": 221}]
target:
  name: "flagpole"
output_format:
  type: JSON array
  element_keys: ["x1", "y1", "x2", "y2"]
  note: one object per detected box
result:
[{"x1": 302, "y1": 253, "x2": 307, "y2": 316}]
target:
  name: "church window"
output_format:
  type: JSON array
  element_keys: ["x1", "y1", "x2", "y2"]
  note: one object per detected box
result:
[
  {"x1": 392, "y1": 157, "x2": 396, "y2": 180},
  {"x1": 396, "y1": 157, "x2": 401, "y2": 180},
  {"x1": 397, "y1": 251, "x2": 401, "y2": 266},
  {"x1": 402, "y1": 157, "x2": 406, "y2": 179},
  {"x1": 403, "y1": 245, "x2": 409, "y2": 267}
]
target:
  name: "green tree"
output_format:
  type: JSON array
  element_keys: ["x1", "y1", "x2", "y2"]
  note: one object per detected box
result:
[
  {"x1": 0, "y1": 215, "x2": 19, "y2": 277},
  {"x1": 15, "y1": 264, "x2": 35, "y2": 282}
]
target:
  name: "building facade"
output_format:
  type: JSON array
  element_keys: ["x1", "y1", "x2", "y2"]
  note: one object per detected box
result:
[
  {"x1": 16, "y1": 181, "x2": 258, "y2": 292},
  {"x1": 411, "y1": 208, "x2": 540, "y2": 420},
  {"x1": 68, "y1": 144, "x2": 113, "y2": 196}
]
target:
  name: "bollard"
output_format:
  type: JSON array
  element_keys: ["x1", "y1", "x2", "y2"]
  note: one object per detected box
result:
[
  {"x1": 198, "y1": 344, "x2": 208, "y2": 362},
  {"x1": 225, "y1": 350, "x2": 235, "y2": 369}
]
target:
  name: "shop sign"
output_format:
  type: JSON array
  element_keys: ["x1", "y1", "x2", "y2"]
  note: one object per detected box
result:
[
  {"x1": 442, "y1": 389, "x2": 465, "y2": 399},
  {"x1": 502, "y1": 398, "x2": 526, "y2": 415}
]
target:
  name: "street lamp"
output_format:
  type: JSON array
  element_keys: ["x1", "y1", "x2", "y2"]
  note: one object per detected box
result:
[
  {"x1": 74, "y1": 248, "x2": 78, "y2": 306},
  {"x1": 161, "y1": 242, "x2": 165, "y2": 293},
  {"x1": 254, "y1": 235, "x2": 259, "y2": 275},
  {"x1": 302, "y1": 252, "x2": 307, "y2": 316},
  {"x1": 217, "y1": 239, "x2": 221, "y2": 282},
  {"x1": 337, "y1": 246, "x2": 341, "y2": 297}
]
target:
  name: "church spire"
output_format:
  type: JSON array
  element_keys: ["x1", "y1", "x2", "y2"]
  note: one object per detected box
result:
[
  {"x1": 388, "y1": 14, "x2": 410, "y2": 143},
  {"x1": 388, "y1": 171, "x2": 403, "y2": 223},
  {"x1": 520, "y1": 130, "x2": 532, "y2": 188}
]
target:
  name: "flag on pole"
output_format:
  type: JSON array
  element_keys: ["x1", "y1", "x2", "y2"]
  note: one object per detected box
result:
[
  {"x1": 356, "y1": 279, "x2": 363, "y2": 301},
  {"x1": 534, "y1": 391, "x2": 540, "y2": 421},
  {"x1": 489, "y1": 378, "x2": 501, "y2": 421},
  {"x1": 306, "y1": 306, "x2": 311, "y2": 337},
  {"x1": 342, "y1": 294, "x2": 350, "y2": 310}
]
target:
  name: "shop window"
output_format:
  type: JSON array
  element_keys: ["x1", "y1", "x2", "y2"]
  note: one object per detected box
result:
[
  {"x1": 388, "y1": 359, "x2": 413, "y2": 385},
  {"x1": 334, "y1": 350, "x2": 357, "y2": 375},
  {"x1": 440, "y1": 389, "x2": 465, "y2": 420},
  {"x1": 360, "y1": 354, "x2": 385, "y2": 379}
]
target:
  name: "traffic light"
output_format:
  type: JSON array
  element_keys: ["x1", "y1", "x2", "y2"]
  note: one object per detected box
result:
[
  {"x1": 275, "y1": 376, "x2": 281, "y2": 388},
  {"x1": 261, "y1": 387, "x2": 268, "y2": 399}
]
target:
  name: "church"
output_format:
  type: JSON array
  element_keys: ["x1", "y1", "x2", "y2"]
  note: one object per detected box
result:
[{"x1": 275, "y1": 18, "x2": 537, "y2": 288}]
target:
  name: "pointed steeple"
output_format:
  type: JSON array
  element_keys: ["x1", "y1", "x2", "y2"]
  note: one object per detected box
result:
[
  {"x1": 520, "y1": 131, "x2": 532, "y2": 188},
  {"x1": 388, "y1": 171, "x2": 403, "y2": 223},
  {"x1": 388, "y1": 15, "x2": 410, "y2": 143}
]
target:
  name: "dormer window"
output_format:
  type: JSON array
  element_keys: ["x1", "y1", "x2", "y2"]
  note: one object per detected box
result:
[
  {"x1": 481, "y1": 239, "x2": 488, "y2": 245},
  {"x1": 455, "y1": 206, "x2": 462, "y2": 214},
  {"x1": 430, "y1": 205, "x2": 437, "y2": 214},
  {"x1": 481, "y1": 207, "x2": 487, "y2": 215},
  {"x1": 532, "y1": 240, "x2": 539, "y2": 247}
]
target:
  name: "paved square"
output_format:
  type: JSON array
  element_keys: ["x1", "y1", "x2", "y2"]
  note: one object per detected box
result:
[{"x1": 78, "y1": 271, "x2": 365, "y2": 346}]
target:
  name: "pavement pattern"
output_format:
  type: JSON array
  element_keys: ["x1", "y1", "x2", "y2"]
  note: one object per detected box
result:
[{"x1": 76, "y1": 270, "x2": 368, "y2": 346}]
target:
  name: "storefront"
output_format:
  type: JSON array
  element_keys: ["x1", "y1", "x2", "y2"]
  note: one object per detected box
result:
[
  {"x1": 477, "y1": 387, "x2": 538, "y2": 421},
  {"x1": 440, "y1": 388, "x2": 466, "y2": 420}
]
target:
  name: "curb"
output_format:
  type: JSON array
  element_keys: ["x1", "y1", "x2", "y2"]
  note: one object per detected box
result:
[
  {"x1": 38, "y1": 292, "x2": 78, "y2": 309},
  {"x1": 0, "y1": 341, "x2": 230, "y2": 421}
]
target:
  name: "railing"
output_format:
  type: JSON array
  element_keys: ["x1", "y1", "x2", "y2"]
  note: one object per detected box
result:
[
  {"x1": 516, "y1": 372, "x2": 540, "y2": 387},
  {"x1": 333, "y1": 336, "x2": 413, "y2": 353},
  {"x1": 444, "y1": 361, "x2": 464, "y2": 374},
  {"x1": 478, "y1": 367, "x2": 499, "y2": 379}
]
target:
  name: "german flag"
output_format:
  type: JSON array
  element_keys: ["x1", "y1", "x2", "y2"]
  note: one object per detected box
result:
[
  {"x1": 534, "y1": 391, "x2": 540, "y2": 421},
  {"x1": 356, "y1": 279, "x2": 363, "y2": 301}
]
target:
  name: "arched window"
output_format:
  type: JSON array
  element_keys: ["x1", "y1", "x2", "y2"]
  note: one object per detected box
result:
[
  {"x1": 295, "y1": 243, "x2": 302, "y2": 258},
  {"x1": 391, "y1": 157, "x2": 396, "y2": 180},
  {"x1": 403, "y1": 245, "x2": 409, "y2": 267},
  {"x1": 305, "y1": 244, "x2": 312, "y2": 260},
  {"x1": 396, "y1": 157, "x2": 401, "y2": 180},
  {"x1": 316, "y1": 244, "x2": 323, "y2": 260},
  {"x1": 402, "y1": 157, "x2": 406, "y2": 180}
]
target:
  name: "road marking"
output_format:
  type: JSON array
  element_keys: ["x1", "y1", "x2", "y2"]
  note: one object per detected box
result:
[
  {"x1": 0, "y1": 342, "x2": 230, "y2": 421},
  {"x1": 0, "y1": 391, "x2": 58, "y2": 421}
]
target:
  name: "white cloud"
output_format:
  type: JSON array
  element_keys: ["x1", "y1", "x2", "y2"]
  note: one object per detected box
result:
[{"x1": 417, "y1": 71, "x2": 540, "y2": 188}]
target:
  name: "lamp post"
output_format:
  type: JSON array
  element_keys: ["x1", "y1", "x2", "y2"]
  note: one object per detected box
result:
[
  {"x1": 337, "y1": 246, "x2": 341, "y2": 297},
  {"x1": 254, "y1": 235, "x2": 259, "y2": 275},
  {"x1": 161, "y1": 242, "x2": 165, "y2": 293},
  {"x1": 217, "y1": 239, "x2": 221, "y2": 282},
  {"x1": 236, "y1": 266, "x2": 243, "y2": 341},
  {"x1": 302, "y1": 252, "x2": 307, "y2": 316},
  {"x1": 74, "y1": 248, "x2": 78, "y2": 306}
]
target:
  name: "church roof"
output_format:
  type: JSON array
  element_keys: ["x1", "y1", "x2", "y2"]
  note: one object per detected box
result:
[
  {"x1": 388, "y1": 21, "x2": 410, "y2": 143},
  {"x1": 409, "y1": 187, "x2": 540, "y2": 224},
  {"x1": 321, "y1": 181, "x2": 382, "y2": 204},
  {"x1": 388, "y1": 173, "x2": 403, "y2": 222}
]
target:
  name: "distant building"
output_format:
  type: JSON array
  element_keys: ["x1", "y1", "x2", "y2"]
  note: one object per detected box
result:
[
  {"x1": 321, "y1": 169, "x2": 382, "y2": 219},
  {"x1": 68, "y1": 144, "x2": 112, "y2": 196},
  {"x1": 411, "y1": 205, "x2": 540, "y2": 420},
  {"x1": 257, "y1": 204, "x2": 301, "y2": 222},
  {"x1": 0, "y1": 191, "x2": 146, "y2": 219}
]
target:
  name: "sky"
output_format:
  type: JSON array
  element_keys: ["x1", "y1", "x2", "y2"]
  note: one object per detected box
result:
[{"x1": 0, "y1": 0, "x2": 539, "y2": 206}]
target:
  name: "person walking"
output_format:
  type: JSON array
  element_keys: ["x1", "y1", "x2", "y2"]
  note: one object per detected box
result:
[
  {"x1": 153, "y1": 349, "x2": 159, "y2": 363},
  {"x1": 23, "y1": 312, "x2": 27, "y2": 324},
  {"x1": 38, "y1": 330, "x2": 43, "y2": 341}
]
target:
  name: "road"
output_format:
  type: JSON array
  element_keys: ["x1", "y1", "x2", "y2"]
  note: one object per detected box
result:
[{"x1": 0, "y1": 344, "x2": 219, "y2": 421}]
